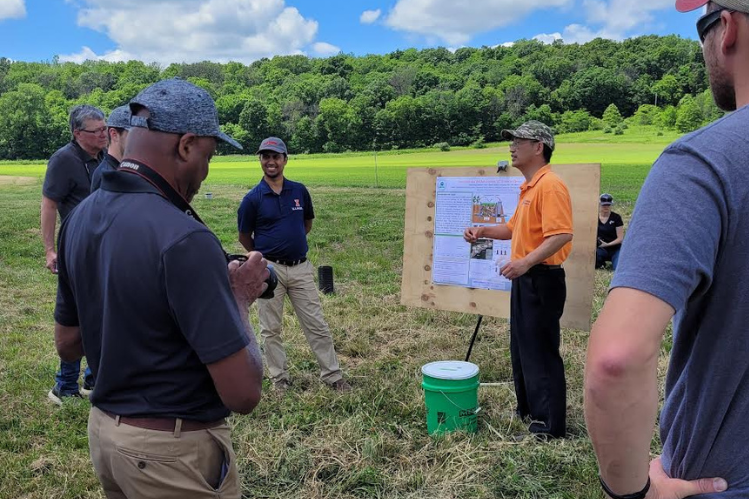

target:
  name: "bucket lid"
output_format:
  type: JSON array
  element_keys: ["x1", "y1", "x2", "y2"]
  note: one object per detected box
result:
[{"x1": 421, "y1": 361, "x2": 479, "y2": 380}]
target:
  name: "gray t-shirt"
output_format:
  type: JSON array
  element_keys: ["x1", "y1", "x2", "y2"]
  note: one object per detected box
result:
[{"x1": 612, "y1": 105, "x2": 749, "y2": 496}]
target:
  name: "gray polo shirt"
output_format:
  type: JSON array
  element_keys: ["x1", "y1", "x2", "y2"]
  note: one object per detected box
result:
[
  {"x1": 612, "y1": 104, "x2": 749, "y2": 496},
  {"x1": 42, "y1": 140, "x2": 103, "y2": 221}
]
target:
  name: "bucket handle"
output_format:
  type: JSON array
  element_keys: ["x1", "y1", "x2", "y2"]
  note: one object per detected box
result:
[{"x1": 438, "y1": 390, "x2": 481, "y2": 415}]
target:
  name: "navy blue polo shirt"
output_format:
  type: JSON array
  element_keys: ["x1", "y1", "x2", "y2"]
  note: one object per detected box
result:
[
  {"x1": 55, "y1": 169, "x2": 249, "y2": 421},
  {"x1": 90, "y1": 152, "x2": 119, "y2": 192},
  {"x1": 237, "y1": 177, "x2": 314, "y2": 261}
]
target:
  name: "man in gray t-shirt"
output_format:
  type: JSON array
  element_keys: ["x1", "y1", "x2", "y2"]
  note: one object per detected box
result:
[{"x1": 584, "y1": 1, "x2": 749, "y2": 498}]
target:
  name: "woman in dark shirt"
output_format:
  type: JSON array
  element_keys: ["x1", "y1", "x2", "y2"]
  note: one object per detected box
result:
[{"x1": 596, "y1": 193, "x2": 624, "y2": 270}]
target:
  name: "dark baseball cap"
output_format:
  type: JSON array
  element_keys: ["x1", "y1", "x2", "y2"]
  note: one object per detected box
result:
[
  {"x1": 676, "y1": 0, "x2": 749, "y2": 13},
  {"x1": 257, "y1": 137, "x2": 288, "y2": 155},
  {"x1": 128, "y1": 78, "x2": 241, "y2": 149},
  {"x1": 106, "y1": 105, "x2": 131, "y2": 130},
  {"x1": 600, "y1": 193, "x2": 613, "y2": 205},
  {"x1": 501, "y1": 120, "x2": 555, "y2": 151}
]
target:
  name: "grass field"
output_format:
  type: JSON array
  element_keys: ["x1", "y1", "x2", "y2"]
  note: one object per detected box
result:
[{"x1": 0, "y1": 128, "x2": 673, "y2": 498}]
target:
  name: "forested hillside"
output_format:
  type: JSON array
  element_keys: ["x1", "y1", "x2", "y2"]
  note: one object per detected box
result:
[{"x1": 0, "y1": 35, "x2": 723, "y2": 160}]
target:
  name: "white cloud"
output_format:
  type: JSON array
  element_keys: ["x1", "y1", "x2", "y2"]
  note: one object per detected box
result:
[
  {"x1": 384, "y1": 0, "x2": 573, "y2": 45},
  {"x1": 312, "y1": 42, "x2": 340, "y2": 56},
  {"x1": 0, "y1": 0, "x2": 26, "y2": 20},
  {"x1": 583, "y1": 0, "x2": 672, "y2": 36},
  {"x1": 533, "y1": 33, "x2": 562, "y2": 44},
  {"x1": 360, "y1": 9, "x2": 381, "y2": 24},
  {"x1": 527, "y1": 0, "x2": 673, "y2": 46},
  {"x1": 58, "y1": 0, "x2": 321, "y2": 64},
  {"x1": 530, "y1": 24, "x2": 605, "y2": 45}
]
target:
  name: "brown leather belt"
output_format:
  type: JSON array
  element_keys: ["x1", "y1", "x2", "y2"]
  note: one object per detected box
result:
[{"x1": 102, "y1": 410, "x2": 225, "y2": 432}]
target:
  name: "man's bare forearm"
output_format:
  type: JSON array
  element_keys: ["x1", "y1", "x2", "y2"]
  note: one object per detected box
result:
[
  {"x1": 478, "y1": 224, "x2": 512, "y2": 240},
  {"x1": 40, "y1": 199, "x2": 58, "y2": 252},
  {"x1": 585, "y1": 288, "x2": 672, "y2": 494},
  {"x1": 522, "y1": 233, "x2": 572, "y2": 267}
]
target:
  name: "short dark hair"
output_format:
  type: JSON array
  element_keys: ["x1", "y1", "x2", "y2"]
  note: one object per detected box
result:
[{"x1": 543, "y1": 144, "x2": 553, "y2": 163}]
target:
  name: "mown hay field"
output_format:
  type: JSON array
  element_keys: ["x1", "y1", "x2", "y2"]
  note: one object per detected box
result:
[{"x1": 0, "y1": 129, "x2": 672, "y2": 498}]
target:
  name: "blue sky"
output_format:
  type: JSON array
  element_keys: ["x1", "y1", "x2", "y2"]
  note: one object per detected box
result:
[{"x1": 0, "y1": 0, "x2": 706, "y2": 65}]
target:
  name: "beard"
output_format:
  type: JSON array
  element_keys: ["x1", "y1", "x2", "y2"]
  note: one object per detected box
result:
[{"x1": 705, "y1": 40, "x2": 737, "y2": 111}]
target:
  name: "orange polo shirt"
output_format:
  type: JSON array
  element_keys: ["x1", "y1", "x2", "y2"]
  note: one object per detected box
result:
[{"x1": 505, "y1": 165, "x2": 573, "y2": 265}]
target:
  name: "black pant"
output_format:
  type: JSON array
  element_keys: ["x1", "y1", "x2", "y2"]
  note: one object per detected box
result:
[{"x1": 510, "y1": 266, "x2": 567, "y2": 437}]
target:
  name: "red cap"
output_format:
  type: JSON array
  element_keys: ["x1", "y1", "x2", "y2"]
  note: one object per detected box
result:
[{"x1": 675, "y1": 0, "x2": 710, "y2": 12}]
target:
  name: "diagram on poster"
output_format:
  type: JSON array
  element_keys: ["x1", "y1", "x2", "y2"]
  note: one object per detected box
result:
[{"x1": 432, "y1": 176, "x2": 523, "y2": 291}]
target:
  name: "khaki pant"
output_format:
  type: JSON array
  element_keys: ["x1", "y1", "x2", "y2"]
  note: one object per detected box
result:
[
  {"x1": 88, "y1": 406, "x2": 241, "y2": 499},
  {"x1": 258, "y1": 260, "x2": 342, "y2": 384}
]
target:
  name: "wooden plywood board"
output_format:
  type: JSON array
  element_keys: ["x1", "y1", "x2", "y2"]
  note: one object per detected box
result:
[{"x1": 400, "y1": 165, "x2": 600, "y2": 331}]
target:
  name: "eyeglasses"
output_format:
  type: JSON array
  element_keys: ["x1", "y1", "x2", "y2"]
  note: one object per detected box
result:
[
  {"x1": 78, "y1": 127, "x2": 108, "y2": 135},
  {"x1": 697, "y1": 8, "x2": 731, "y2": 43},
  {"x1": 510, "y1": 138, "x2": 539, "y2": 147}
]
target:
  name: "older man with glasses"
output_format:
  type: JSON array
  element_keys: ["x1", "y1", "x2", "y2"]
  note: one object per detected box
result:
[
  {"x1": 584, "y1": 1, "x2": 749, "y2": 498},
  {"x1": 41, "y1": 104, "x2": 107, "y2": 405}
]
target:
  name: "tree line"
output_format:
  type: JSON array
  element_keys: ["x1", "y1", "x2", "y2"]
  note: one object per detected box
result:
[{"x1": 0, "y1": 35, "x2": 724, "y2": 160}]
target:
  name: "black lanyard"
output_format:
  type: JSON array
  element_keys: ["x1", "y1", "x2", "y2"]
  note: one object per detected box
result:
[{"x1": 118, "y1": 158, "x2": 206, "y2": 225}]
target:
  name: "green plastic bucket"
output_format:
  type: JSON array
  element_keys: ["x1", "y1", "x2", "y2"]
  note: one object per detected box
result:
[{"x1": 421, "y1": 361, "x2": 480, "y2": 435}]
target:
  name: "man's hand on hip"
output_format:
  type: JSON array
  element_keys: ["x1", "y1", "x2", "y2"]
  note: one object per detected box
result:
[
  {"x1": 500, "y1": 258, "x2": 531, "y2": 280},
  {"x1": 229, "y1": 251, "x2": 269, "y2": 306},
  {"x1": 644, "y1": 456, "x2": 727, "y2": 498}
]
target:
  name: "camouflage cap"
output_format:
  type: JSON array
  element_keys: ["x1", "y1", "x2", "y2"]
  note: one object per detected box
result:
[{"x1": 501, "y1": 120, "x2": 555, "y2": 151}]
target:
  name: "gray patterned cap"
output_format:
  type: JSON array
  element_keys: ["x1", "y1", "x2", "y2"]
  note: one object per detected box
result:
[
  {"x1": 106, "y1": 105, "x2": 131, "y2": 130},
  {"x1": 129, "y1": 78, "x2": 241, "y2": 149},
  {"x1": 501, "y1": 120, "x2": 555, "y2": 151}
]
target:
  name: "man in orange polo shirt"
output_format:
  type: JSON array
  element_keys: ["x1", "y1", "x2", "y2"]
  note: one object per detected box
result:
[{"x1": 464, "y1": 120, "x2": 573, "y2": 438}]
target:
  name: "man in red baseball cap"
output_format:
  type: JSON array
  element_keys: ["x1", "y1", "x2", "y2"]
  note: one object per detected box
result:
[{"x1": 585, "y1": 1, "x2": 749, "y2": 498}]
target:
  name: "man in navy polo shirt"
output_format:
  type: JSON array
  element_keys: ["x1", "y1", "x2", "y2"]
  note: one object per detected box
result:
[
  {"x1": 238, "y1": 137, "x2": 350, "y2": 392},
  {"x1": 42, "y1": 104, "x2": 107, "y2": 405}
]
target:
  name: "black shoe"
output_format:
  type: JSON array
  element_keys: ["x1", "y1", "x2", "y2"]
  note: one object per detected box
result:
[
  {"x1": 47, "y1": 386, "x2": 83, "y2": 406},
  {"x1": 529, "y1": 422, "x2": 564, "y2": 440}
]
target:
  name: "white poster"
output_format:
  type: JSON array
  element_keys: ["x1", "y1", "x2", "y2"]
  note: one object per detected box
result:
[{"x1": 432, "y1": 176, "x2": 523, "y2": 291}]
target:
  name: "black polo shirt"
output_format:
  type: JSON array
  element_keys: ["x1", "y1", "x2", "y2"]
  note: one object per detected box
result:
[
  {"x1": 89, "y1": 152, "x2": 120, "y2": 193},
  {"x1": 598, "y1": 211, "x2": 624, "y2": 247},
  {"x1": 55, "y1": 169, "x2": 249, "y2": 421},
  {"x1": 42, "y1": 140, "x2": 103, "y2": 221},
  {"x1": 237, "y1": 177, "x2": 314, "y2": 261}
]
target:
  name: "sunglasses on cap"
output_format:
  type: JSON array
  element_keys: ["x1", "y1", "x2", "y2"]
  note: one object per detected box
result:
[{"x1": 697, "y1": 8, "x2": 732, "y2": 43}]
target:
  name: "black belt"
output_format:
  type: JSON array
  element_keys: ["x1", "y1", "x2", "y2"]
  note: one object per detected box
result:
[
  {"x1": 266, "y1": 257, "x2": 307, "y2": 267},
  {"x1": 535, "y1": 264, "x2": 563, "y2": 270}
]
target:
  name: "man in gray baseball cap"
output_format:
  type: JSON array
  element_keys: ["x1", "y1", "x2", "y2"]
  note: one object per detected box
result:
[
  {"x1": 54, "y1": 78, "x2": 266, "y2": 497},
  {"x1": 90, "y1": 105, "x2": 131, "y2": 192},
  {"x1": 129, "y1": 78, "x2": 242, "y2": 150},
  {"x1": 585, "y1": 1, "x2": 747, "y2": 497}
]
